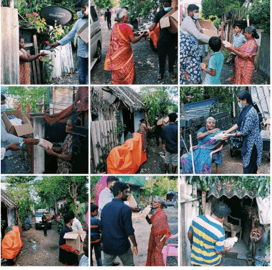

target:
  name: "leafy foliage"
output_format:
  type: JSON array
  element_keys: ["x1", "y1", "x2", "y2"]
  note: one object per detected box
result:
[
  {"x1": 119, "y1": 0, "x2": 159, "y2": 17},
  {"x1": 187, "y1": 176, "x2": 270, "y2": 199},
  {"x1": 90, "y1": 176, "x2": 100, "y2": 201},
  {"x1": 249, "y1": 0, "x2": 270, "y2": 34},
  {"x1": 140, "y1": 87, "x2": 178, "y2": 125},
  {"x1": 115, "y1": 111, "x2": 126, "y2": 144},
  {"x1": 93, "y1": 0, "x2": 114, "y2": 10}
]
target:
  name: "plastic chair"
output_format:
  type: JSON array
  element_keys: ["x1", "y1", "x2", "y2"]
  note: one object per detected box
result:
[
  {"x1": 210, "y1": 144, "x2": 224, "y2": 174},
  {"x1": 162, "y1": 234, "x2": 178, "y2": 266}
]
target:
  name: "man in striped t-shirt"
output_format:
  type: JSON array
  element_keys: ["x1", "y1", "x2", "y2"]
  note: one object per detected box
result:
[{"x1": 188, "y1": 202, "x2": 231, "y2": 266}]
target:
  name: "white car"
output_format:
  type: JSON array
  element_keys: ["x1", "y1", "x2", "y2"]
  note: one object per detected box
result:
[{"x1": 91, "y1": 5, "x2": 102, "y2": 70}]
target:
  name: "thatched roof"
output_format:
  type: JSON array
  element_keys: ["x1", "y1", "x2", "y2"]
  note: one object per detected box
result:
[
  {"x1": 1, "y1": 189, "x2": 16, "y2": 210},
  {"x1": 91, "y1": 86, "x2": 146, "y2": 113}
]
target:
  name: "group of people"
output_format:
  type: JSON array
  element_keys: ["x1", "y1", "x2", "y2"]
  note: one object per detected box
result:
[
  {"x1": 180, "y1": 4, "x2": 260, "y2": 85},
  {"x1": 91, "y1": 177, "x2": 172, "y2": 266},
  {"x1": 58, "y1": 211, "x2": 88, "y2": 266},
  {"x1": 181, "y1": 90, "x2": 263, "y2": 174},
  {"x1": 104, "y1": 0, "x2": 177, "y2": 84},
  {"x1": 139, "y1": 113, "x2": 178, "y2": 174},
  {"x1": 19, "y1": 0, "x2": 89, "y2": 85}
]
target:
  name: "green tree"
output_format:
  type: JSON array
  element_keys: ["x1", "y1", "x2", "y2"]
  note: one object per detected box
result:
[
  {"x1": 93, "y1": 0, "x2": 113, "y2": 10},
  {"x1": 119, "y1": 0, "x2": 159, "y2": 17}
]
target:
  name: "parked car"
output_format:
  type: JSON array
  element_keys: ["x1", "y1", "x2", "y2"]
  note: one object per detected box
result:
[
  {"x1": 91, "y1": 4, "x2": 102, "y2": 70},
  {"x1": 166, "y1": 191, "x2": 178, "y2": 207},
  {"x1": 35, "y1": 209, "x2": 52, "y2": 230}
]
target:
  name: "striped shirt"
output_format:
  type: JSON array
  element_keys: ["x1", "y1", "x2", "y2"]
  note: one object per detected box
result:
[{"x1": 189, "y1": 215, "x2": 225, "y2": 266}]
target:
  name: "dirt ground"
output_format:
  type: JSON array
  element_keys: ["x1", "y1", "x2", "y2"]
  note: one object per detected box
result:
[
  {"x1": 202, "y1": 51, "x2": 268, "y2": 84},
  {"x1": 5, "y1": 150, "x2": 31, "y2": 174},
  {"x1": 91, "y1": 17, "x2": 177, "y2": 85},
  {"x1": 3, "y1": 218, "x2": 62, "y2": 266},
  {"x1": 92, "y1": 206, "x2": 178, "y2": 266},
  {"x1": 137, "y1": 136, "x2": 178, "y2": 174}
]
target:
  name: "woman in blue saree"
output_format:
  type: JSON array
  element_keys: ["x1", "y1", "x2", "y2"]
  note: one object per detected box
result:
[{"x1": 181, "y1": 117, "x2": 223, "y2": 174}]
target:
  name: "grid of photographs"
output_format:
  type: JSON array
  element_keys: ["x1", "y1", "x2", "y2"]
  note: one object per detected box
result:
[{"x1": 0, "y1": 0, "x2": 271, "y2": 268}]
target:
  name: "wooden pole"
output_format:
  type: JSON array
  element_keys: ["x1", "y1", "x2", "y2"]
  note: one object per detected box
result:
[
  {"x1": 149, "y1": 176, "x2": 153, "y2": 205},
  {"x1": 189, "y1": 134, "x2": 195, "y2": 174}
]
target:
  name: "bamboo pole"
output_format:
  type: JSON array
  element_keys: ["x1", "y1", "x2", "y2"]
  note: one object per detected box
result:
[{"x1": 189, "y1": 134, "x2": 195, "y2": 174}]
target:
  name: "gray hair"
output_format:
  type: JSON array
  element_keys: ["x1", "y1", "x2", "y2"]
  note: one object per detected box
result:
[
  {"x1": 206, "y1": 117, "x2": 216, "y2": 124},
  {"x1": 115, "y1": 8, "x2": 128, "y2": 22},
  {"x1": 245, "y1": 26, "x2": 259, "y2": 39},
  {"x1": 154, "y1": 196, "x2": 167, "y2": 208}
]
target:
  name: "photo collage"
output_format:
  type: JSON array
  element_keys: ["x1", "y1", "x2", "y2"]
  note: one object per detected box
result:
[{"x1": 0, "y1": 0, "x2": 270, "y2": 268}]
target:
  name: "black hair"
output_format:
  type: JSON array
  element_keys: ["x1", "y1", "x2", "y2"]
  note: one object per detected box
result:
[
  {"x1": 212, "y1": 202, "x2": 231, "y2": 218},
  {"x1": 107, "y1": 176, "x2": 119, "y2": 185},
  {"x1": 245, "y1": 26, "x2": 259, "y2": 39},
  {"x1": 209, "y1": 36, "x2": 221, "y2": 52},
  {"x1": 169, "y1": 113, "x2": 177, "y2": 122},
  {"x1": 237, "y1": 90, "x2": 253, "y2": 105},
  {"x1": 155, "y1": 114, "x2": 159, "y2": 117},
  {"x1": 68, "y1": 113, "x2": 80, "y2": 127},
  {"x1": 140, "y1": 118, "x2": 146, "y2": 123},
  {"x1": 91, "y1": 204, "x2": 98, "y2": 212},
  {"x1": 112, "y1": 182, "x2": 128, "y2": 197},
  {"x1": 188, "y1": 4, "x2": 199, "y2": 13},
  {"x1": 1, "y1": 94, "x2": 6, "y2": 101},
  {"x1": 233, "y1": 24, "x2": 243, "y2": 30},
  {"x1": 69, "y1": 211, "x2": 75, "y2": 219},
  {"x1": 107, "y1": 8, "x2": 109, "y2": 11},
  {"x1": 64, "y1": 213, "x2": 72, "y2": 224}
]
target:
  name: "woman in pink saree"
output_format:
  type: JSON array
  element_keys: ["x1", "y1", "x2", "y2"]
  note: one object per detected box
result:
[
  {"x1": 225, "y1": 26, "x2": 259, "y2": 84},
  {"x1": 104, "y1": 9, "x2": 147, "y2": 84}
]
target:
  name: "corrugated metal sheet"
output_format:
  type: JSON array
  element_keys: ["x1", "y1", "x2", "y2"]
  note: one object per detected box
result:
[
  {"x1": 119, "y1": 176, "x2": 146, "y2": 186},
  {"x1": 1, "y1": 7, "x2": 19, "y2": 84},
  {"x1": 208, "y1": 181, "x2": 258, "y2": 199},
  {"x1": 251, "y1": 86, "x2": 270, "y2": 120},
  {"x1": 91, "y1": 120, "x2": 116, "y2": 171}
]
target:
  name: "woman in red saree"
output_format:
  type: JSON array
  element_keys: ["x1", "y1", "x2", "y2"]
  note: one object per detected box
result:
[
  {"x1": 104, "y1": 9, "x2": 147, "y2": 84},
  {"x1": 146, "y1": 197, "x2": 171, "y2": 266},
  {"x1": 225, "y1": 26, "x2": 259, "y2": 84}
]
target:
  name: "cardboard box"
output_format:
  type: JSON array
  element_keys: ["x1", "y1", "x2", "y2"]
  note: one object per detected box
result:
[
  {"x1": 2, "y1": 110, "x2": 34, "y2": 137},
  {"x1": 196, "y1": 20, "x2": 218, "y2": 37},
  {"x1": 38, "y1": 139, "x2": 53, "y2": 150},
  {"x1": 64, "y1": 230, "x2": 86, "y2": 254},
  {"x1": 77, "y1": 22, "x2": 88, "y2": 44},
  {"x1": 160, "y1": 7, "x2": 178, "y2": 34}
]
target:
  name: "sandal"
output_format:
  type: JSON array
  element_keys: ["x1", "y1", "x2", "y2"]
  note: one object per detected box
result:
[
  {"x1": 169, "y1": 72, "x2": 176, "y2": 79},
  {"x1": 157, "y1": 73, "x2": 163, "y2": 80}
]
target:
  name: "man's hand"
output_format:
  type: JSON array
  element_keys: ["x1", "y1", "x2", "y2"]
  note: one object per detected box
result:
[
  {"x1": 74, "y1": 249, "x2": 81, "y2": 255},
  {"x1": 49, "y1": 42, "x2": 60, "y2": 49},
  {"x1": 100, "y1": 242, "x2": 103, "y2": 251},
  {"x1": 201, "y1": 63, "x2": 207, "y2": 70},
  {"x1": 223, "y1": 246, "x2": 231, "y2": 253},
  {"x1": 6, "y1": 143, "x2": 21, "y2": 151},
  {"x1": 130, "y1": 207, "x2": 140, "y2": 213},
  {"x1": 132, "y1": 245, "x2": 138, "y2": 256},
  {"x1": 23, "y1": 138, "x2": 39, "y2": 145},
  {"x1": 162, "y1": 144, "x2": 166, "y2": 150}
]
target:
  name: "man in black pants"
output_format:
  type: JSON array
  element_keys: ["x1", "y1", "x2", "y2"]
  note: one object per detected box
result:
[
  {"x1": 104, "y1": 8, "x2": 111, "y2": 30},
  {"x1": 42, "y1": 212, "x2": 48, "y2": 237},
  {"x1": 151, "y1": 114, "x2": 162, "y2": 146},
  {"x1": 149, "y1": 0, "x2": 177, "y2": 80}
]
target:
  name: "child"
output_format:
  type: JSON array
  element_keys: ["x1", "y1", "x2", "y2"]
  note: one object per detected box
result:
[
  {"x1": 201, "y1": 37, "x2": 224, "y2": 85},
  {"x1": 226, "y1": 24, "x2": 246, "y2": 82},
  {"x1": 91, "y1": 204, "x2": 102, "y2": 266}
]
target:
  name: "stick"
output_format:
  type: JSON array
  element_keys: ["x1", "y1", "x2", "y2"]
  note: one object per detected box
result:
[{"x1": 189, "y1": 134, "x2": 195, "y2": 174}]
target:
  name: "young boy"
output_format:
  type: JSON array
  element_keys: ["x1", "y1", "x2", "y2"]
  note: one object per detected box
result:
[
  {"x1": 91, "y1": 204, "x2": 102, "y2": 266},
  {"x1": 226, "y1": 24, "x2": 246, "y2": 82},
  {"x1": 201, "y1": 37, "x2": 224, "y2": 85}
]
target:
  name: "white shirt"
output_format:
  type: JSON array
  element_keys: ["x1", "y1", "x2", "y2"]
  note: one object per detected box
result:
[
  {"x1": 72, "y1": 217, "x2": 83, "y2": 231},
  {"x1": 98, "y1": 187, "x2": 114, "y2": 216},
  {"x1": 180, "y1": 16, "x2": 210, "y2": 44},
  {"x1": 1, "y1": 147, "x2": 6, "y2": 160}
]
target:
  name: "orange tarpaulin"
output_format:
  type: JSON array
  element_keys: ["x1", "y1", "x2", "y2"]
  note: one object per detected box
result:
[
  {"x1": 1, "y1": 226, "x2": 23, "y2": 259},
  {"x1": 107, "y1": 132, "x2": 147, "y2": 174}
]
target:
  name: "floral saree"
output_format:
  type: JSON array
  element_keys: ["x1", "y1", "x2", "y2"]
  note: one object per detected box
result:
[
  {"x1": 181, "y1": 127, "x2": 222, "y2": 174},
  {"x1": 146, "y1": 209, "x2": 171, "y2": 266},
  {"x1": 104, "y1": 22, "x2": 135, "y2": 84},
  {"x1": 19, "y1": 49, "x2": 31, "y2": 84},
  {"x1": 57, "y1": 134, "x2": 73, "y2": 174},
  {"x1": 234, "y1": 39, "x2": 258, "y2": 84}
]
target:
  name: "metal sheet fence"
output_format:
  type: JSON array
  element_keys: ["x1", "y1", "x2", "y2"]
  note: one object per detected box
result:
[{"x1": 91, "y1": 120, "x2": 117, "y2": 171}]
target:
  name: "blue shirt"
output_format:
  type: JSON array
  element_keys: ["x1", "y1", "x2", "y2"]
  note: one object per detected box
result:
[
  {"x1": 189, "y1": 215, "x2": 225, "y2": 266},
  {"x1": 1, "y1": 118, "x2": 23, "y2": 156},
  {"x1": 232, "y1": 33, "x2": 246, "y2": 55},
  {"x1": 203, "y1": 51, "x2": 224, "y2": 85},
  {"x1": 91, "y1": 217, "x2": 101, "y2": 243},
  {"x1": 101, "y1": 198, "x2": 134, "y2": 256},
  {"x1": 161, "y1": 123, "x2": 178, "y2": 153},
  {"x1": 58, "y1": 18, "x2": 88, "y2": 58}
]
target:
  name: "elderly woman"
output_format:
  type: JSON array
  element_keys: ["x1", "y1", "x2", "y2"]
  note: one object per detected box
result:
[
  {"x1": 181, "y1": 117, "x2": 224, "y2": 174},
  {"x1": 223, "y1": 90, "x2": 262, "y2": 173},
  {"x1": 19, "y1": 37, "x2": 46, "y2": 84},
  {"x1": 180, "y1": 4, "x2": 210, "y2": 84},
  {"x1": 104, "y1": 9, "x2": 147, "y2": 84},
  {"x1": 225, "y1": 26, "x2": 259, "y2": 84},
  {"x1": 145, "y1": 197, "x2": 171, "y2": 266},
  {"x1": 139, "y1": 119, "x2": 151, "y2": 152},
  {"x1": 45, "y1": 117, "x2": 75, "y2": 174}
]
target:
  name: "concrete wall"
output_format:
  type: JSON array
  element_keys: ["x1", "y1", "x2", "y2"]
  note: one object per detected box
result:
[
  {"x1": 33, "y1": 116, "x2": 46, "y2": 174},
  {"x1": 258, "y1": 33, "x2": 270, "y2": 82},
  {"x1": 8, "y1": 209, "x2": 15, "y2": 227},
  {"x1": 134, "y1": 110, "x2": 145, "y2": 133}
]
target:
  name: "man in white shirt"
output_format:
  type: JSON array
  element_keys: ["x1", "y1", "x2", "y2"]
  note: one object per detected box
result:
[
  {"x1": 98, "y1": 176, "x2": 119, "y2": 216},
  {"x1": 70, "y1": 211, "x2": 83, "y2": 231}
]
